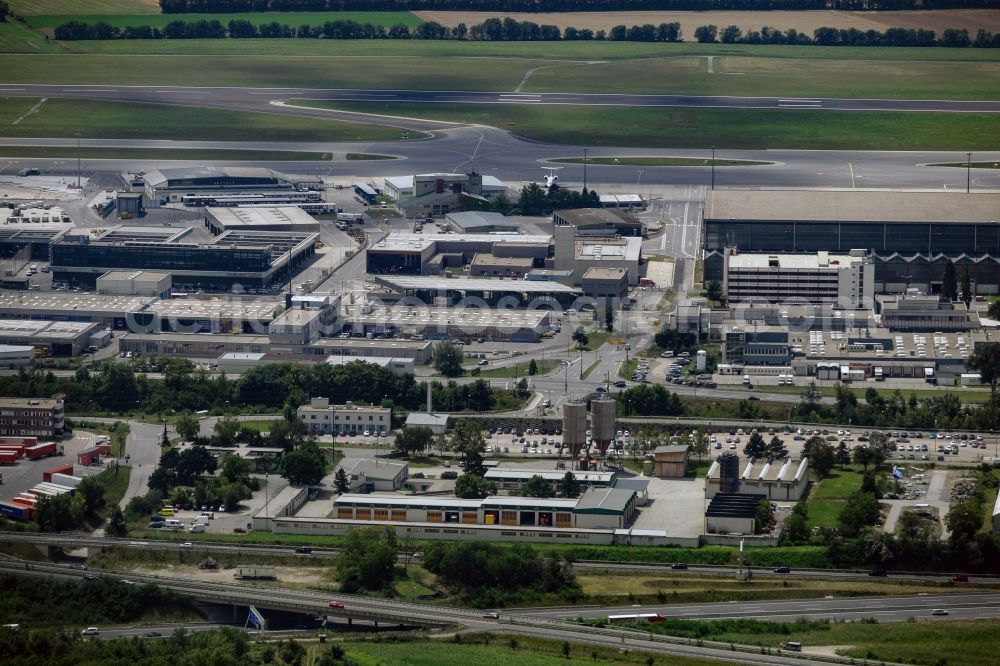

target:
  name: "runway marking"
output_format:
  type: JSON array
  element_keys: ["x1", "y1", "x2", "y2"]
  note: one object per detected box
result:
[
  {"x1": 0, "y1": 88, "x2": 25, "y2": 91},
  {"x1": 68, "y1": 89, "x2": 119, "y2": 92},
  {"x1": 11, "y1": 98, "x2": 46, "y2": 126},
  {"x1": 155, "y1": 90, "x2": 209, "y2": 95}
]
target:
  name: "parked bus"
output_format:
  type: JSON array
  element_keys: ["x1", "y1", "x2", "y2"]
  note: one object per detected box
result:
[{"x1": 354, "y1": 184, "x2": 378, "y2": 205}]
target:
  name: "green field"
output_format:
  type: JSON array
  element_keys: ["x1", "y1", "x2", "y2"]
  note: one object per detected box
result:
[
  {"x1": 0, "y1": 145, "x2": 334, "y2": 161},
  {"x1": 477, "y1": 359, "x2": 561, "y2": 378},
  {"x1": 301, "y1": 101, "x2": 1000, "y2": 150},
  {"x1": 26, "y1": 11, "x2": 423, "y2": 30},
  {"x1": 812, "y1": 469, "x2": 864, "y2": 499},
  {"x1": 553, "y1": 157, "x2": 772, "y2": 167},
  {"x1": 0, "y1": 98, "x2": 413, "y2": 142},
  {"x1": 748, "y1": 383, "x2": 993, "y2": 404},
  {"x1": 6, "y1": 0, "x2": 159, "y2": 14}
]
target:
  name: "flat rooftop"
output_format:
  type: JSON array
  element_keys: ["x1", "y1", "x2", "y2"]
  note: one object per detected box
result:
[
  {"x1": 0, "y1": 292, "x2": 156, "y2": 315},
  {"x1": 0, "y1": 318, "x2": 94, "y2": 340},
  {"x1": 146, "y1": 297, "x2": 281, "y2": 321},
  {"x1": 582, "y1": 267, "x2": 628, "y2": 280},
  {"x1": 577, "y1": 237, "x2": 642, "y2": 262},
  {"x1": 342, "y1": 304, "x2": 549, "y2": 328},
  {"x1": 375, "y1": 275, "x2": 581, "y2": 295},
  {"x1": 206, "y1": 206, "x2": 319, "y2": 229},
  {"x1": 706, "y1": 190, "x2": 1000, "y2": 224},
  {"x1": 371, "y1": 232, "x2": 551, "y2": 253},
  {"x1": 0, "y1": 397, "x2": 61, "y2": 408},
  {"x1": 471, "y1": 254, "x2": 534, "y2": 267},
  {"x1": 98, "y1": 270, "x2": 171, "y2": 282},
  {"x1": 556, "y1": 208, "x2": 639, "y2": 226},
  {"x1": 728, "y1": 252, "x2": 866, "y2": 269}
]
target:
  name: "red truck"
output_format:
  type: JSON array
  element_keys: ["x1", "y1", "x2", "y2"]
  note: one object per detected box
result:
[
  {"x1": 25, "y1": 442, "x2": 57, "y2": 459},
  {"x1": 0, "y1": 451, "x2": 19, "y2": 465},
  {"x1": 43, "y1": 465, "x2": 73, "y2": 482},
  {"x1": 0, "y1": 444, "x2": 25, "y2": 458}
]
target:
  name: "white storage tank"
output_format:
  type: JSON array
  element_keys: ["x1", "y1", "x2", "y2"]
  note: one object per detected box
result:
[{"x1": 696, "y1": 350, "x2": 707, "y2": 372}]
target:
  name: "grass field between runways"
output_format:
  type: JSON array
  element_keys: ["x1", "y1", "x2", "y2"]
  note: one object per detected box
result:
[
  {"x1": 0, "y1": 98, "x2": 413, "y2": 142},
  {"x1": 301, "y1": 101, "x2": 1000, "y2": 150}
]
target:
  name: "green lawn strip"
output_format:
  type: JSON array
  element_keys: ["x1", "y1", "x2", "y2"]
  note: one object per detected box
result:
[
  {"x1": 96, "y1": 465, "x2": 131, "y2": 511},
  {"x1": 335, "y1": 635, "x2": 727, "y2": 666},
  {"x1": 552, "y1": 157, "x2": 772, "y2": 167},
  {"x1": 0, "y1": 22, "x2": 60, "y2": 53},
  {"x1": 0, "y1": 98, "x2": 408, "y2": 142},
  {"x1": 812, "y1": 468, "x2": 865, "y2": 500},
  {"x1": 26, "y1": 11, "x2": 423, "y2": 30},
  {"x1": 579, "y1": 360, "x2": 601, "y2": 381},
  {"x1": 303, "y1": 101, "x2": 1000, "y2": 150},
  {"x1": 525, "y1": 55, "x2": 1000, "y2": 100},
  {"x1": 803, "y1": 499, "x2": 843, "y2": 529},
  {"x1": 345, "y1": 152, "x2": 397, "y2": 160},
  {"x1": 0, "y1": 53, "x2": 533, "y2": 91},
  {"x1": 477, "y1": 359, "x2": 560, "y2": 378},
  {"x1": 6, "y1": 0, "x2": 159, "y2": 15},
  {"x1": 929, "y1": 161, "x2": 1000, "y2": 168},
  {"x1": 618, "y1": 357, "x2": 639, "y2": 379},
  {"x1": 0, "y1": 145, "x2": 335, "y2": 161},
  {"x1": 633, "y1": 617, "x2": 1000, "y2": 666}
]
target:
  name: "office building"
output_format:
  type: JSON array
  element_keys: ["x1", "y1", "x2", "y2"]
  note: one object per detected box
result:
[
  {"x1": 444, "y1": 211, "x2": 519, "y2": 234},
  {"x1": 581, "y1": 267, "x2": 629, "y2": 300},
  {"x1": 204, "y1": 206, "x2": 321, "y2": 235},
  {"x1": 553, "y1": 208, "x2": 644, "y2": 237},
  {"x1": 96, "y1": 270, "x2": 172, "y2": 298},
  {"x1": 0, "y1": 397, "x2": 65, "y2": 438},
  {"x1": 297, "y1": 397, "x2": 391, "y2": 436},
  {"x1": 723, "y1": 250, "x2": 874, "y2": 308}
]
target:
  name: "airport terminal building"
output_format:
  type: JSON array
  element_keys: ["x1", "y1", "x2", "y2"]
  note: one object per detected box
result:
[{"x1": 704, "y1": 190, "x2": 1000, "y2": 295}]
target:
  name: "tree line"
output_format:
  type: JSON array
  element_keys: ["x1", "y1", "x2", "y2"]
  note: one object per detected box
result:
[
  {"x1": 158, "y1": 0, "x2": 1000, "y2": 13},
  {"x1": 54, "y1": 17, "x2": 1000, "y2": 47}
]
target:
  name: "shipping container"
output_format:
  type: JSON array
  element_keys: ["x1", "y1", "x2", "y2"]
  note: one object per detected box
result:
[
  {"x1": 0, "y1": 451, "x2": 19, "y2": 465},
  {"x1": 43, "y1": 465, "x2": 74, "y2": 482},
  {"x1": 0, "y1": 501, "x2": 31, "y2": 521},
  {"x1": 25, "y1": 442, "x2": 57, "y2": 459},
  {"x1": 234, "y1": 565, "x2": 276, "y2": 580},
  {"x1": 0, "y1": 445, "x2": 25, "y2": 458},
  {"x1": 50, "y1": 473, "x2": 82, "y2": 488}
]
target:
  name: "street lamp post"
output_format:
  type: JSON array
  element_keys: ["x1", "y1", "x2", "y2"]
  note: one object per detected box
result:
[
  {"x1": 967, "y1": 152, "x2": 972, "y2": 194},
  {"x1": 710, "y1": 146, "x2": 716, "y2": 191},
  {"x1": 75, "y1": 133, "x2": 81, "y2": 189}
]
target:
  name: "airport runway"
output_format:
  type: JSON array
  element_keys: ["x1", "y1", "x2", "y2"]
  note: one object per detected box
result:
[
  {"x1": 3, "y1": 84, "x2": 1000, "y2": 114},
  {"x1": 1, "y1": 83, "x2": 1000, "y2": 189}
]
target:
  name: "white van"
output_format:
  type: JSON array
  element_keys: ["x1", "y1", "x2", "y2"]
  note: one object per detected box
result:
[
  {"x1": 189, "y1": 524, "x2": 207, "y2": 533},
  {"x1": 162, "y1": 519, "x2": 183, "y2": 531}
]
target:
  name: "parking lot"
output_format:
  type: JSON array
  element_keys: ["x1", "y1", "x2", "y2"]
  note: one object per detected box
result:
[{"x1": 1, "y1": 430, "x2": 105, "y2": 501}]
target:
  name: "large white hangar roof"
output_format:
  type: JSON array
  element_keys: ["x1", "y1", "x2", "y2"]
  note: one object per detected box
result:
[{"x1": 375, "y1": 275, "x2": 581, "y2": 294}]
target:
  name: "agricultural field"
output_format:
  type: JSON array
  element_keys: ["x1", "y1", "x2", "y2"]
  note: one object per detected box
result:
[
  {"x1": 6, "y1": 0, "x2": 159, "y2": 14},
  {"x1": 24, "y1": 11, "x2": 423, "y2": 31},
  {"x1": 414, "y1": 9, "x2": 1000, "y2": 36},
  {"x1": 0, "y1": 98, "x2": 412, "y2": 142},
  {"x1": 300, "y1": 101, "x2": 1000, "y2": 151}
]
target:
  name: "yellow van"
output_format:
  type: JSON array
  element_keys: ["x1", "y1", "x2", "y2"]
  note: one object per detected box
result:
[{"x1": 158, "y1": 507, "x2": 175, "y2": 517}]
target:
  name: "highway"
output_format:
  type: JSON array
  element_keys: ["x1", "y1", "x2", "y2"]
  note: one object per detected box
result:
[{"x1": 0, "y1": 557, "x2": 930, "y2": 665}]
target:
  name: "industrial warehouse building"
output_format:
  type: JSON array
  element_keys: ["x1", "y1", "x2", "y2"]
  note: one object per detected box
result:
[
  {"x1": 704, "y1": 190, "x2": 1000, "y2": 295},
  {"x1": 581, "y1": 267, "x2": 629, "y2": 301},
  {"x1": 723, "y1": 249, "x2": 874, "y2": 308},
  {"x1": 332, "y1": 487, "x2": 636, "y2": 530},
  {"x1": 366, "y1": 233, "x2": 551, "y2": 276},
  {"x1": 0, "y1": 319, "x2": 103, "y2": 357},
  {"x1": 51, "y1": 225, "x2": 318, "y2": 290},
  {"x1": 706, "y1": 454, "x2": 810, "y2": 501},
  {"x1": 144, "y1": 167, "x2": 320, "y2": 204},
  {"x1": 341, "y1": 301, "x2": 552, "y2": 342},
  {"x1": 554, "y1": 208, "x2": 644, "y2": 237},
  {"x1": 96, "y1": 270, "x2": 172, "y2": 298},
  {"x1": 204, "y1": 206, "x2": 321, "y2": 235},
  {"x1": 484, "y1": 468, "x2": 618, "y2": 493},
  {"x1": 340, "y1": 459, "x2": 409, "y2": 492},
  {"x1": 444, "y1": 211, "x2": 520, "y2": 234},
  {"x1": 553, "y1": 226, "x2": 642, "y2": 286}
]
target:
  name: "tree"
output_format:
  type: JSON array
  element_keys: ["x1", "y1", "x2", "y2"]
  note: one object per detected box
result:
[
  {"x1": 721, "y1": 25, "x2": 743, "y2": 43},
  {"x1": 175, "y1": 413, "x2": 200, "y2": 441},
  {"x1": 945, "y1": 500, "x2": 981, "y2": 548},
  {"x1": 454, "y1": 473, "x2": 496, "y2": 499},
  {"x1": 767, "y1": 436, "x2": 789, "y2": 460},
  {"x1": 941, "y1": 259, "x2": 957, "y2": 302},
  {"x1": 77, "y1": 476, "x2": 107, "y2": 515},
  {"x1": 212, "y1": 416, "x2": 241, "y2": 447},
  {"x1": 279, "y1": 441, "x2": 328, "y2": 486},
  {"x1": 836, "y1": 441, "x2": 851, "y2": 467},
  {"x1": 694, "y1": 24, "x2": 718, "y2": 43},
  {"x1": 960, "y1": 266, "x2": 973, "y2": 308},
  {"x1": 432, "y1": 340, "x2": 464, "y2": 377},
  {"x1": 336, "y1": 527, "x2": 397, "y2": 593},
  {"x1": 517, "y1": 182, "x2": 549, "y2": 215},
  {"x1": 743, "y1": 431, "x2": 768, "y2": 459},
  {"x1": 522, "y1": 474, "x2": 555, "y2": 498},
  {"x1": 221, "y1": 453, "x2": 252, "y2": 486},
  {"x1": 967, "y1": 342, "x2": 1000, "y2": 399},
  {"x1": 838, "y1": 491, "x2": 881, "y2": 537},
  {"x1": 334, "y1": 467, "x2": 350, "y2": 494},
  {"x1": 604, "y1": 307, "x2": 614, "y2": 332},
  {"x1": 0, "y1": 2, "x2": 9, "y2": 23},
  {"x1": 572, "y1": 327, "x2": 589, "y2": 351},
  {"x1": 528, "y1": 358, "x2": 538, "y2": 376},
  {"x1": 755, "y1": 499, "x2": 775, "y2": 534},
  {"x1": 783, "y1": 503, "x2": 809, "y2": 544},
  {"x1": 706, "y1": 280, "x2": 723, "y2": 304},
  {"x1": 161, "y1": 422, "x2": 170, "y2": 448},
  {"x1": 449, "y1": 421, "x2": 487, "y2": 474},
  {"x1": 106, "y1": 506, "x2": 127, "y2": 537},
  {"x1": 807, "y1": 439, "x2": 836, "y2": 479},
  {"x1": 394, "y1": 426, "x2": 433, "y2": 457},
  {"x1": 558, "y1": 471, "x2": 580, "y2": 498}
]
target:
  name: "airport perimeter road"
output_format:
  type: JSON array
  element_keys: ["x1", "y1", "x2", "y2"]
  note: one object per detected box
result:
[
  {"x1": 3, "y1": 84, "x2": 1000, "y2": 115},
  {"x1": 528, "y1": 592, "x2": 1000, "y2": 624}
]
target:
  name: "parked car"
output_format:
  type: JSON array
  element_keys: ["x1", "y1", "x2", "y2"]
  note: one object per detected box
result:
[
  {"x1": 952, "y1": 573, "x2": 969, "y2": 582},
  {"x1": 295, "y1": 546, "x2": 313, "y2": 554},
  {"x1": 931, "y1": 609, "x2": 949, "y2": 616},
  {"x1": 143, "y1": 631, "x2": 163, "y2": 638}
]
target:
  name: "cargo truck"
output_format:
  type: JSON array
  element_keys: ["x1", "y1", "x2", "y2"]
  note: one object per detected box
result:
[
  {"x1": 43, "y1": 465, "x2": 74, "y2": 482},
  {"x1": 0, "y1": 451, "x2": 19, "y2": 465},
  {"x1": 0, "y1": 445, "x2": 25, "y2": 458},
  {"x1": 24, "y1": 442, "x2": 58, "y2": 459},
  {"x1": 51, "y1": 473, "x2": 82, "y2": 488},
  {"x1": 0, "y1": 501, "x2": 31, "y2": 521}
]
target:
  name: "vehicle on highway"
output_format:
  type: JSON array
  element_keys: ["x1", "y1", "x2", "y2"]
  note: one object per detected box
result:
[
  {"x1": 295, "y1": 546, "x2": 313, "y2": 554},
  {"x1": 328, "y1": 601, "x2": 345, "y2": 609},
  {"x1": 670, "y1": 563, "x2": 688, "y2": 570},
  {"x1": 121, "y1": 580, "x2": 136, "y2": 585},
  {"x1": 595, "y1": 385, "x2": 607, "y2": 393},
  {"x1": 179, "y1": 542, "x2": 193, "y2": 548},
  {"x1": 773, "y1": 566, "x2": 791, "y2": 574},
  {"x1": 931, "y1": 609, "x2": 949, "y2": 616},
  {"x1": 952, "y1": 573, "x2": 969, "y2": 582},
  {"x1": 613, "y1": 380, "x2": 626, "y2": 388},
  {"x1": 83, "y1": 574, "x2": 98, "y2": 581},
  {"x1": 868, "y1": 569, "x2": 888, "y2": 577},
  {"x1": 143, "y1": 631, "x2": 162, "y2": 638},
  {"x1": 81, "y1": 627, "x2": 99, "y2": 636},
  {"x1": 482, "y1": 611, "x2": 500, "y2": 619}
]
